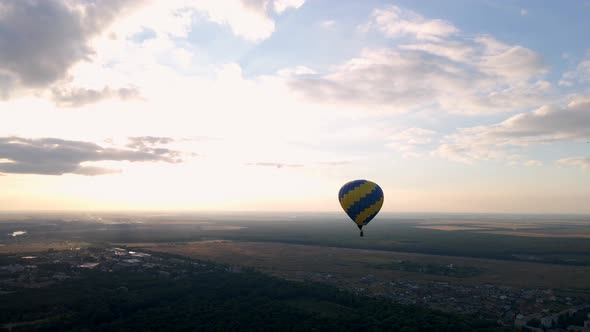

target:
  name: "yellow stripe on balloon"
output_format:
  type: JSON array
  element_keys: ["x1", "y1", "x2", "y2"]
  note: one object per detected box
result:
[
  {"x1": 355, "y1": 197, "x2": 384, "y2": 225},
  {"x1": 339, "y1": 181, "x2": 377, "y2": 212}
]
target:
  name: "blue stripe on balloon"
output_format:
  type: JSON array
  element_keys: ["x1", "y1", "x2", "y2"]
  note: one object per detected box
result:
[
  {"x1": 340, "y1": 180, "x2": 366, "y2": 199},
  {"x1": 362, "y1": 209, "x2": 380, "y2": 226},
  {"x1": 348, "y1": 185, "x2": 383, "y2": 221},
  {"x1": 359, "y1": 186, "x2": 384, "y2": 225},
  {"x1": 342, "y1": 180, "x2": 370, "y2": 221},
  {"x1": 338, "y1": 180, "x2": 366, "y2": 201}
]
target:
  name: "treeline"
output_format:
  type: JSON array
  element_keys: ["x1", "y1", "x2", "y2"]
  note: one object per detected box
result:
[{"x1": 0, "y1": 255, "x2": 514, "y2": 331}]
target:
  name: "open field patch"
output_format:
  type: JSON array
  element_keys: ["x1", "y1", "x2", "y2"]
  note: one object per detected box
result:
[
  {"x1": 415, "y1": 226, "x2": 490, "y2": 231},
  {"x1": 480, "y1": 231, "x2": 590, "y2": 238},
  {"x1": 0, "y1": 242, "x2": 90, "y2": 254},
  {"x1": 137, "y1": 241, "x2": 590, "y2": 290}
]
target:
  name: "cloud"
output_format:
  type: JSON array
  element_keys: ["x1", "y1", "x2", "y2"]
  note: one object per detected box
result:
[
  {"x1": 0, "y1": 137, "x2": 183, "y2": 176},
  {"x1": 110, "y1": 0, "x2": 306, "y2": 43},
  {"x1": 505, "y1": 158, "x2": 543, "y2": 167},
  {"x1": 387, "y1": 127, "x2": 436, "y2": 158},
  {"x1": 290, "y1": 43, "x2": 548, "y2": 114},
  {"x1": 289, "y1": 6, "x2": 548, "y2": 115},
  {"x1": 520, "y1": 8, "x2": 528, "y2": 16},
  {"x1": 0, "y1": 0, "x2": 142, "y2": 96},
  {"x1": 246, "y1": 160, "x2": 354, "y2": 169},
  {"x1": 290, "y1": 48, "x2": 467, "y2": 112},
  {"x1": 455, "y1": 96, "x2": 590, "y2": 145},
  {"x1": 272, "y1": 0, "x2": 305, "y2": 14},
  {"x1": 277, "y1": 66, "x2": 316, "y2": 77},
  {"x1": 434, "y1": 143, "x2": 504, "y2": 164},
  {"x1": 0, "y1": 0, "x2": 308, "y2": 106},
  {"x1": 560, "y1": 57, "x2": 590, "y2": 87},
  {"x1": 194, "y1": 0, "x2": 305, "y2": 42},
  {"x1": 320, "y1": 20, "x2": 336, "y2": 29},
  {"x1": 435, "y1": 94, "x2": 590, "y2": 163},
  {"x1": 363, "y1": 5, "x2": 458, "y2": 41},
  {"x1": 238, "y1": 0, "x2": 301, "y2": 14},
  {"x1": 524, "y1": 160, "x2": 543, "y2": 167},
  {"x1": 51, "y1": 86, "x2": 140, "y2": 107},
  {"x1": 398, "y1": 40, "x2": 474, "y2": 62},
  {"x1": 557, "y1": 157, "x2": 590, "y2": 170},
  {"x1": 475, "y1": 36, "x2": 546, "y2": 82},
  {"x1": 246, "y1": 162, "x2": 303, "y2": 169},
  {"x1": 126, "y1": 136, "x2": 176, "y2": 149},
  {"x1": 316, "y1": 160, "x2": 352, "y2": 166}
]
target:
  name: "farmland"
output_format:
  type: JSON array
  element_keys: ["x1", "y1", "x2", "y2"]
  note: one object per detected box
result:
[{"x1": 139, "y1": 240, "x2": 590, "y2": 290}]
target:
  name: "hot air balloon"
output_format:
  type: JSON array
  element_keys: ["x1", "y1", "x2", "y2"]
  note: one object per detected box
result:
[{"x1": 338, "y1": 180, "x2": 384, "y2": 237}]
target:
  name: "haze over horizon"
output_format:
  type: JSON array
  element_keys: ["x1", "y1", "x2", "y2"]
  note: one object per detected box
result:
[{"x1": 1, "y1": 0, "x2": 590, "y2": 213}]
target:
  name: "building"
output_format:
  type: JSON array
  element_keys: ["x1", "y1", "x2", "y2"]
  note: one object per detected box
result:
[{"x1": 541, "y1": 315, "x2": 559, "y2": 328}]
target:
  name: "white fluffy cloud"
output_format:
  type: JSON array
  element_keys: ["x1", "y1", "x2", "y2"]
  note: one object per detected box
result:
[
  {"x1": 560, "y1": 57, "x2": 590, "y2": 87},
  {"x1": 289, "y1": 5, "x2": 549, "y2": 115},
  {"x1": 436, "y1": 94, "x2": 590, "y2": 163},
  {"x1": 320, "y1": 20, "x2": 336, "y2": 29},
  {"x1": 524, "y1": 160, "x2": 543, "y2": 167},
  {"x1": 475, "y1": 36, "x2": 547, "y2": 83},
  {"x1": 109, "y1": 0, "x2": 305, "y2": 42},
  {"x1": 364, "y1": 5, "x2": 458, "y2": 41},
  {"x1": 387, "y1": 127, "x2": 436, "y2": 158},
  {"x1": 272, "y1": 0, "x2": 305, "y2": 14},
  {"x1": 191, "y1": 0, "x2": 304, "y2": 42},
  {"x1": 0, "y1": 0, "x2": 305, "y2": 103},
  {"x1": 557, "y1": 157, "x2": 590, "y2": 170},
  {"x1": 290, "y1": 44, "x2": 548, "y2": 114}
]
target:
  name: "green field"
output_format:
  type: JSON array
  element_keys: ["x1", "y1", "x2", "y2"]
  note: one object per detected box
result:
[
  {"x1": 138, "y1": 240, "x2": 590, "y2": 290},
  {"x1": 3, "y1": 213, "x2": 590, "y2": 266}
]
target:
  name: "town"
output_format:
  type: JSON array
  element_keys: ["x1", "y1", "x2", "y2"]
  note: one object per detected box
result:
[
  {"x1": 1, "y1": 246, "x2": 210, "y2": 290},
  {"x1": 295, "y1": 269, "x2": 590, "y2": 330},
  {"x1": 2, "y1": 246, "x2": 590, "y2": 331}
]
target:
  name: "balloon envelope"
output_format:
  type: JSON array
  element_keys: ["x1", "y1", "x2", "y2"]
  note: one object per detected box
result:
[{"x1": 338, "y1": 179, "x2": 384, "y2": 228}]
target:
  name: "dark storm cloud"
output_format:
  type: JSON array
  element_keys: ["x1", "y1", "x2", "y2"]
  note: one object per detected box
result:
[
  {"x1": 51, "y1": 87, "x2": 141, "y2": 107},
  {"x1": 0, "y1": 0, "x2": 142, "y2": 95},
  {"x1": 0, "y1": 137, "x2": 182, "y2": 176}
]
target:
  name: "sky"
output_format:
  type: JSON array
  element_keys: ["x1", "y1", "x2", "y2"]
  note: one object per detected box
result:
[{"x1": 1, "y1": 0, "x2": 589, "y2": 213}]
